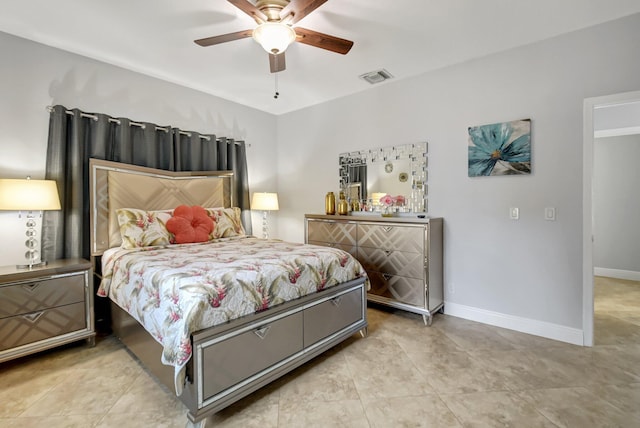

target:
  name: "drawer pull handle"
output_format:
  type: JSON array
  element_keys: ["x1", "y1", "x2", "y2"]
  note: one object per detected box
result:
[
  {"x1": 382, "y1": 226, "x2": 393, "y2": 232},
  {"x1": 331, "y1": 296, "x2": 342, "y2": 307},
  {"x1": 383, "y1": 250, "x2": 393, "y2": 257},
  {"x1": 382, "y1": 273, "x2": 393, "y2": 281},
  {"x1": 22, "y1": 311, "x2": 45, "y2": 323},
  {"x1": 254, "y1": 325, "x2": 271, "y2": 340},
  {"x1": 21, "y1": 283, "x2": 41, "y2": 293}
]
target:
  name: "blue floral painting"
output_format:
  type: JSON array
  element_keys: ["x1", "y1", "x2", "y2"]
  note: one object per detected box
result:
[{"x1": 468, "y1": 119, "x2": 531, "y2": 176}]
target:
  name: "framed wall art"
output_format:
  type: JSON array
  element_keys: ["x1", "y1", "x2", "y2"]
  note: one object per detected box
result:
[{"x1": 468, "y1": 118, "x2": 531, "y2": 176}]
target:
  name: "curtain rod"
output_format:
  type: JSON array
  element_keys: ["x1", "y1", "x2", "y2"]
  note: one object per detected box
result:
[{"x1": 44, "y1": 106, "x2": 249, "y2": 144}]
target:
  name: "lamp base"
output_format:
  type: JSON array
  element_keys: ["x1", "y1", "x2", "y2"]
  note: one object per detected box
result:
[
  {"x1": 16, "y1": 260, "x2": 48, "y2": 270},
  {"x1": 262, "y1": 210, "x2": 269, "y2": 239}
]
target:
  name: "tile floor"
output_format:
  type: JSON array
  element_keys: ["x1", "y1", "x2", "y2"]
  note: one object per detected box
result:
[{"x1": 1, "y1": 276, "x2": 639, "y2": 427}]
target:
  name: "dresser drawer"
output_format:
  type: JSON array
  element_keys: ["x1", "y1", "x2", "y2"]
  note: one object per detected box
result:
[
  {"x1": 307, "y1": 220, "x2": 357, "y2": 247},
  {"x1": 304, "y1": 287, "x2": 364, "y2": 346},
  {"x1": 0, "y1": 302, "x2": 86, "y2": 351},
  {"x1": 307, "y1": 240, "x2": 357, "y2": 257},
  {"x1": 201, "y1": 311, "x2": 303, "y2": 400},
  {"x1": 357, "y1": 223, "x2": 425, "y2": 253},
  {"x1": 357, "y1": 247, "x2": 425, "y2": 279},
  {"x1": 367, "y1": 271, "x2": 426, "y2": 308},
  {"x1": 0, "y1": 274, "x2": 85, "y2": 318}
]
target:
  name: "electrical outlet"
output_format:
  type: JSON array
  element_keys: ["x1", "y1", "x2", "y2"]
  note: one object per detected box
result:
[
  {"x1": 545, "y1": 207, "x2": 556, "y2": 221},
  {"x1": 509, "y1": 207, "x2": 519, "y2": 220}
]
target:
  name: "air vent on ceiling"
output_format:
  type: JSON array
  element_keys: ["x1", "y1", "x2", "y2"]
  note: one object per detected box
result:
[{"x1": 359, "y1": 69, "x2": 394, "y2": 85}]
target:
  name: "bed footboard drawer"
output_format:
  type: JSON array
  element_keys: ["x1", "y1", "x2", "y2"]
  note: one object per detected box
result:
[
  {"x1": 200, "y1": 311, "x2": 303, "y2": 399},
  {"x1": 304, "y1": 287, "x2": 364, "y2": 347}
]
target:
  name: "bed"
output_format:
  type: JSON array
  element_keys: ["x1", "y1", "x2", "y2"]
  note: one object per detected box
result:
[{"x1": 89, "y1": 159, "x2": 368, "y2": 427}]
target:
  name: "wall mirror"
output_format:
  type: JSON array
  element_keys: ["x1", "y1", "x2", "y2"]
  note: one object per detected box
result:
[{"x1": 339, "y1": 142, "x2": 428, "y2": 213}]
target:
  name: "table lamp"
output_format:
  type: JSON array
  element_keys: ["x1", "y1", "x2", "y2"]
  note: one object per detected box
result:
[
  {"x1": 0, "y1": 177, "x2": 61, "y2": 269},
  {"x1": 251, "y1": 192, "x2": 279, "y2": 239}
]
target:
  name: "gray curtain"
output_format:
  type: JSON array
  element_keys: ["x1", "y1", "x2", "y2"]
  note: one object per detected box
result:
[
  {"x1": 42, "y1": 105, "x2": 252, "y2": 262},
  {"x1": 348, "y1": 165, "x2": 367, "y2": 200}
]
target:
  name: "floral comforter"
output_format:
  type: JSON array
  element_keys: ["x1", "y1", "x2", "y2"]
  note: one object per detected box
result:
[{"x1": 98, "y1": 236, "x2": 367, "y2": 394}]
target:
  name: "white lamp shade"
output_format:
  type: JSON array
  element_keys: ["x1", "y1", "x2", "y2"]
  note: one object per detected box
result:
[
  {"x1": 251, "y1": 192, "x2": 279, "y2": 211},
  {"x1": 252, "y1": 22, "x2": 296, "y2": 54},
  {"x1": 0, "y1": 179, "x2": 62, "y2": 211}
]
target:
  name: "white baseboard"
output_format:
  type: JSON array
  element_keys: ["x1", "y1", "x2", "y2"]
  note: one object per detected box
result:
[
  {"x1": 594, "y1": 267, "x2": 640, "y2": 281},
  {"x1": 443, "y1": 302, "x2": 584, "y2": 346}
]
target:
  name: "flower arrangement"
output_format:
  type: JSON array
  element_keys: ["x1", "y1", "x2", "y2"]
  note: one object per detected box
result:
[
  {"x1": 378, "y1": 194, "x2": 405, "y2": 217},
  {"x1": 379, "y1": 194, "x2": 405, "y2": 207}
]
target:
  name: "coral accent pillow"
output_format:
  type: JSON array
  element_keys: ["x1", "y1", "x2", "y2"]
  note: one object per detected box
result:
[{"x1": 166, "y1": 205, "x2": 214, "y2": 244}]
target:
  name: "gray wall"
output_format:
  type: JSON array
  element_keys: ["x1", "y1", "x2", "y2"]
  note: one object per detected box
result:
[
  {"x1": 0, "y1": 31, "x2": 279, "y2": 265},
  {"x1": 276, "y1": 13, "x2": 640, "y2": 342},
  {"x1": 593, "y1": 134, "x2": 640, "y2": 274}
]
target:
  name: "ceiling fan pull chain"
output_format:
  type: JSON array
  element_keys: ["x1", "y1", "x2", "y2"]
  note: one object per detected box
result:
[{"x1": 274, "y1": 71, "x2": 280, "y2": 99}]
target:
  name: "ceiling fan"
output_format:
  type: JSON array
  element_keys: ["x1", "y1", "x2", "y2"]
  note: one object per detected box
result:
[{"x1": 194, "y1": 0, "x2": 354, "y2": 73}]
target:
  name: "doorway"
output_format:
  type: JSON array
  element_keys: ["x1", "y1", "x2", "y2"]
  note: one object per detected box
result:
[{"x1": 583, "y1": 90, "x2": 640, "y2": 346}]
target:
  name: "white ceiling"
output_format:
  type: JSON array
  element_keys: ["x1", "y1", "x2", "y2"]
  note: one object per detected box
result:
[{"x1": 2, "y1": 0, "x2": 640, "y2": 115}]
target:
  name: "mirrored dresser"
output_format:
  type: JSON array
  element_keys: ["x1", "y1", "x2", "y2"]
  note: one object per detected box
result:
[{"x1": 305, "y1": 214, "x2": 443, "y2": 325}]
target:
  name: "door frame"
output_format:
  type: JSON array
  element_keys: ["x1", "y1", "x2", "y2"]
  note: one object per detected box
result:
[{"x1": 582, "y1": 89, "x2": 640, "y2": 346}]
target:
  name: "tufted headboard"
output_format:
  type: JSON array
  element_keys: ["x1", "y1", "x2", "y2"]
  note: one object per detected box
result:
[{"x1": 89, "y1": 159, "x2": 233, "y2": 256}]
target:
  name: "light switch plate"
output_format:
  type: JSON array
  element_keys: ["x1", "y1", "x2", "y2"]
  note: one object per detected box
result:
[
  {"x1": 545, "y1": 207, "x2": 556, "y2": 221},
  {"x1": 510, "y1": 207, "x2": 519, "y2": 220}
]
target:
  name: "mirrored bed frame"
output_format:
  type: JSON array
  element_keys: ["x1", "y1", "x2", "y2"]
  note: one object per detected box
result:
[{"x1": 89, "y1": 159, "x2": 368, "y2": 427}]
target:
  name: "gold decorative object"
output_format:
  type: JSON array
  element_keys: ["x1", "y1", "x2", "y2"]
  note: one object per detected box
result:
[
  {"x1": 325, "y1": 192, "x2": 336, "y2": 215},
  {"x1": 337, "y1": 191, "x2": 349, "y2": 215}
]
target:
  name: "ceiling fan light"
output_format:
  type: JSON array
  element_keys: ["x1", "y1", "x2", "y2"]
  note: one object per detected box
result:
[{"x1": 253, "y1": 22, "x2": 296, "y2": 55}]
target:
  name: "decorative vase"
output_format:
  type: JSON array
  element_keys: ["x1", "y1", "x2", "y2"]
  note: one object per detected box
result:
[
  {"x1": 337, "y1": 191, "x2": 349, "y2": 215},
  {"x1": 325, "y1": 192, "x2": 336, "y2": 215}
]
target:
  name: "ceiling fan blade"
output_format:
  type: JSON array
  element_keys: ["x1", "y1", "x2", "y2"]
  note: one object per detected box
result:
[
  {"x1": 194, "y1": 29, "x2": 254, "y2": 47},
  {"x1": 294, "y1": 27, "x2": 353, "y2": 54},
  {"x1": 227, "y1": 0, "x2": 267, "y2": 24},
  {"x1": 269, "y1": 52, "x2": 286, "y2": 73},
  {"x1": 280, "y1": 0, "x2": 328, "y2": 24}
]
